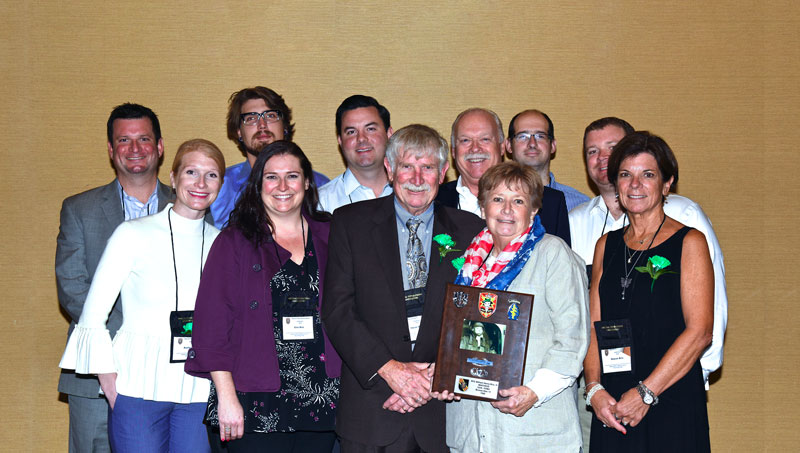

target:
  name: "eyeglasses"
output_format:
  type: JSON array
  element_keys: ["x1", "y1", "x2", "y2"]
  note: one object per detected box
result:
[
  {"x1": 241, "y1": 110, "x2": 283, "y2": 126},
  {"x1": 513, "y1": 131, "x2": 552, "y2": 143}
]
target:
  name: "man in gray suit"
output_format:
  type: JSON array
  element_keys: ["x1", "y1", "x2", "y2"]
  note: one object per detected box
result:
[{"x1": 56, "y1": 103, "x2": 172, "y2": 452}]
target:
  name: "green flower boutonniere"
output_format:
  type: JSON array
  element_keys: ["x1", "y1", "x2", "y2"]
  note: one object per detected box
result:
[
  {"x1": 451, "y1": 256, "x2": 465, "y2": 272},
  {"x1": 636, "y1": 255, "x2": 677, "y2": 291},
  {"x1": 433, "y1": 234, "x2": 463, "y2": 270}
]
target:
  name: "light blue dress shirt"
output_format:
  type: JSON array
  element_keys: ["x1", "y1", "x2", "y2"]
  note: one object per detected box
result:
[{"x1": 548, "y1": 172, "x2": 590, "y2": 213}]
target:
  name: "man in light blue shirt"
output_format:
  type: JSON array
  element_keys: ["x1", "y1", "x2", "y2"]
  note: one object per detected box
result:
[
  {"x1": 210, "y1": 86, "x2": 329, "y2": 228},
  {"x1": 506, "y1": 109, "x2": 590, "y2": 211},
  {"x1": 318, "y1": 95, "x2": 394, "y2": 213}
]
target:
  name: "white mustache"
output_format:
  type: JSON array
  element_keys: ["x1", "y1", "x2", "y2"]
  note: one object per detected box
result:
[
  {"x1": 464, "y1": 152, "x2": 490, "y2": 161},
  {"x1": 401, "y1": 182, "x2": 431, "y2": 192}
]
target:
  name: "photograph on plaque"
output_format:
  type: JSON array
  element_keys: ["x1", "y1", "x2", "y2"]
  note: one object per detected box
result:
[
  {"x1": 459, "y1": 320, "x2": 506, "y2": 355},
  {"x1": 432, "y1": 283, "x2": 534, "y2": 402}
]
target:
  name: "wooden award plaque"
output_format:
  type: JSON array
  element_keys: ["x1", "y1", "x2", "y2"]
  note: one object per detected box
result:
[{"x1": 432, "y1": 283, "x2": 534, "y2": 401}]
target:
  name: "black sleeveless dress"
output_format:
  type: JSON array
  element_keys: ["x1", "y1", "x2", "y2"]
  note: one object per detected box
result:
[{"x1": 590, "y1": 226, "x2": 710, "y2": 452}]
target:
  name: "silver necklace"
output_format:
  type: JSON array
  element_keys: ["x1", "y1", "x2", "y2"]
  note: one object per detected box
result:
[{"x1": 621, "y1": 214, "x2": 666, "y2": 300}]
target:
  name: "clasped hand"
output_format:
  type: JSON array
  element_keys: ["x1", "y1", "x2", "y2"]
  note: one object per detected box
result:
[
  {"x1": 590, "y1": 387, "x2": 650, "y2": 434},
  {"x1": 379, "y1": 360, "x2": 434, "y2": 413}
]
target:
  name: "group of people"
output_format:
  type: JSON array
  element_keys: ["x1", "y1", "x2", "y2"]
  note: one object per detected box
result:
[{"x1": 56, "y1": 86, "x2": 727, "y2": 453}]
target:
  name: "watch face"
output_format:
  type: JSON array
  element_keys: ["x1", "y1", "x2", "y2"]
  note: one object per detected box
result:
[{"x1": 643, "y1": 393, "x2": 653, "y2": 404}]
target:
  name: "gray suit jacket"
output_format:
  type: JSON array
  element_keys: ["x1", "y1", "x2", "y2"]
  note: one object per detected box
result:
[{"x1": 56, "y1": 179, "x2": 172, "y2": 397}]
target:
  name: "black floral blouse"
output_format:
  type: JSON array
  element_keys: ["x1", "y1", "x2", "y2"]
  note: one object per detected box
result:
[{"x1": 205, "y1": 237, "x2": 339, "y2": 433}]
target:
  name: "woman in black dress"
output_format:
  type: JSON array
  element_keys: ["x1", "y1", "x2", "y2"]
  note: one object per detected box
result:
[{"x1": 583, "y1": 131, "x2": 714, "y2": 452}]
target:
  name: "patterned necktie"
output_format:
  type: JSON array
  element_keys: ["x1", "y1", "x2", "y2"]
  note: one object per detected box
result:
[{"x1": 406, "y1": 218, "x2": 428, "y2": 289}]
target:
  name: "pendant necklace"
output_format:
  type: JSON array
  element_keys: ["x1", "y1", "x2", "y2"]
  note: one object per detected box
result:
[{"x1": 621, "y1": 213, "x2": 666, "y2": 300}]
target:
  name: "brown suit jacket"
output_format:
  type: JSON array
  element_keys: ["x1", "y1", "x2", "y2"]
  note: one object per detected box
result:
[{"x1": 322, "y1": 195, "x2": 484, "y2": 451}]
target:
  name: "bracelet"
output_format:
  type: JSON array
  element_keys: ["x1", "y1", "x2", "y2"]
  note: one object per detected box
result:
[
  {"x1": 583, "y1": 381, "x2": 601, "y2": 399},
  {"x1": 585, "y1": 383, "x2": 605, "y2": 407}
]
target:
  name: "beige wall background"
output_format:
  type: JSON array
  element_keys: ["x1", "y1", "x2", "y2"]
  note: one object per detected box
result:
[{"x1": 2, "y1": 1, "x2": 797, "y2": 450}]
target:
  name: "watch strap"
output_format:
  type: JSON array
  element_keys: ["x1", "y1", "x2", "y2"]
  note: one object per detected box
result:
[{"x1": 636, "y1": 380, "x2": 659, "y2": 406}]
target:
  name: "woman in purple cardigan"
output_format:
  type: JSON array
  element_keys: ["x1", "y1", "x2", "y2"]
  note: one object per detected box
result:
[{"x1": 186, "y1": 141, "x2": 342, "y2": 452}]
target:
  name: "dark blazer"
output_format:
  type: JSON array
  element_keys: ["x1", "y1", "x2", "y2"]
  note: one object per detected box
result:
[
  {"x1": 56, "y1": 179, "x2": 172, "y2": 397},
  {"x1": 435, "y1": 180, "x2": 572, "y2": 246},
  {"x1": 322, "y1": 195, "x2": 484, "y2": 452},
  {"x1": 186, "y1": 213, "x2": 342, "y2": 390}
]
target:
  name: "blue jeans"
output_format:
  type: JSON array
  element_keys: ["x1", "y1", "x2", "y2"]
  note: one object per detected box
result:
[{"x1": 109, "y1": 394, "x2": 210, "y2": 453}]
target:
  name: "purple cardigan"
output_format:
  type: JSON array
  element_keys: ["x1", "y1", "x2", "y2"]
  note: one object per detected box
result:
[{"x1": 185, "y1": 214, "x2": 342, "y2": 392}]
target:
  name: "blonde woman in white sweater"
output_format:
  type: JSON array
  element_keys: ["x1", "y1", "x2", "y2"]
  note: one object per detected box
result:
[{"x1": 60, "y1": 139, "x2": 225, "y2": 453}]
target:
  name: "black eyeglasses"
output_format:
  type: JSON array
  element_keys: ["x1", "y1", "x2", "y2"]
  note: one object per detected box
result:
[
  {"x1": 513, "y1": 131, "x2": 552, "y2": 143},
  {"x1": 241, "y1": 110, "x2": 283, "y2": 125}
]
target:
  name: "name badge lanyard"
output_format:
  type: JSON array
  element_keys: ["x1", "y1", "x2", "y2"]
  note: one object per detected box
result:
[
  {"x1": 594, "y1": 213, "x2": 633, "y2": 375},
  {"x1": 586, "y1": 208, "x2": 615, "y2": 285},
  {"x1": 595, "y1": 214, "x2": 665, "y2": 375},
  {"x1": 272, "y1": 220, "x2": 317, "y2": 341},
  {"x1": 168, "y1": 208, "x2": 205, "y2": 363}
]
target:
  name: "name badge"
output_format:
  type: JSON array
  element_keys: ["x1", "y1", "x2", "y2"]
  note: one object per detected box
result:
[
  {"x1": 277, "y1": 290, "x2": 317, "y2": 341},
  {"x1": 407, "y1": 315, "x2": 422, "y2": 342},
  {"x1": 594, "y1": 318, "x2": 634, "y2": 374},
  {"x1": 601, "y1": 346, "x2": 632, "y2": 373},
  {"x1": 169, "y1": 310, "x2": 194, "y2": 363},
  {"x1": 282, "y1": 316, "x2": 315, "y2": 341},
  {"x1": 404, "y1": 288, "x2": 426, "y2": 344}
]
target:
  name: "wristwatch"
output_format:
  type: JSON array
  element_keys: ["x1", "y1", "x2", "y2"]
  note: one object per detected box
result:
[{"x1": 636, "y1": 381, "x2": 658, "y2": 406}]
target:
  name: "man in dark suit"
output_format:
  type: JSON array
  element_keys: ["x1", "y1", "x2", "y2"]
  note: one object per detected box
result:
[
  {"x1": 323, "y1": 124, "x2": 484, "y2": 452},
  {"x1": 435, "y1": 108, "x2": 571, "y2": 245},
  {"x1": 56, "y1": 103, "x2": 172, "y2": 452}
]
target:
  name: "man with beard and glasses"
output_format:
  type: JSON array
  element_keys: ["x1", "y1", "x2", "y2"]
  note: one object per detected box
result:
[
  {"x1": 323, "y1": 125, "x2": 484, "y2": 452},
  {"x1": 436, "y1": 108, "x2": 571, "y2": 245},
  {"x1": 318, "y1": 94, "x2": 394, "y2": 213},
  {"x1": 506, "y1": 109, "x2": 590, "y2": 212},
  {"x1": 210, "y1": 86, "x2": 330, "y2": 228}
]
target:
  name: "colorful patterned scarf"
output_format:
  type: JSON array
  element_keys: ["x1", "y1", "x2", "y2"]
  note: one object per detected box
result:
[{"x1": 454, "y1": 215, "x2": 546, "y2": 290}]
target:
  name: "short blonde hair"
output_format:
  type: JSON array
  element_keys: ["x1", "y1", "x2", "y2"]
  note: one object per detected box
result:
[
  {"x1": 478, "y1": 161, "x2": 543, "y2": 211},
  {"x1": 171, "y1": 139, "x2": 226, "y2": 181}
]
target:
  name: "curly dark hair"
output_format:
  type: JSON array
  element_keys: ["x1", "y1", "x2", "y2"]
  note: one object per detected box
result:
[{"x1": 227, "y1": 140, "x2": 330, "y2": 246}]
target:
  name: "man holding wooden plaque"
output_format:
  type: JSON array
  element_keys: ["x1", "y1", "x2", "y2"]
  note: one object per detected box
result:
[{"x1": 322, "y1": 125, "x2": 484, "y2": 452}]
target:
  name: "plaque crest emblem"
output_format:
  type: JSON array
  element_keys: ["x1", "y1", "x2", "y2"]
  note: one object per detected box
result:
[
  {"x1": 458, "y1": 378, "x2": 470, "y2": 391},
  {"x1": 470, "y1": 368, "x2": 488, "y2": 378},
  {"x1": 507, "y1": 301, "x2": 520, "y2": 321},
  {"x1": 453, "y1": 291, "x2": 469, "y2": 308},
  {"x1": 478, "y1": 292, "x2": 497, "y2": 318}
]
